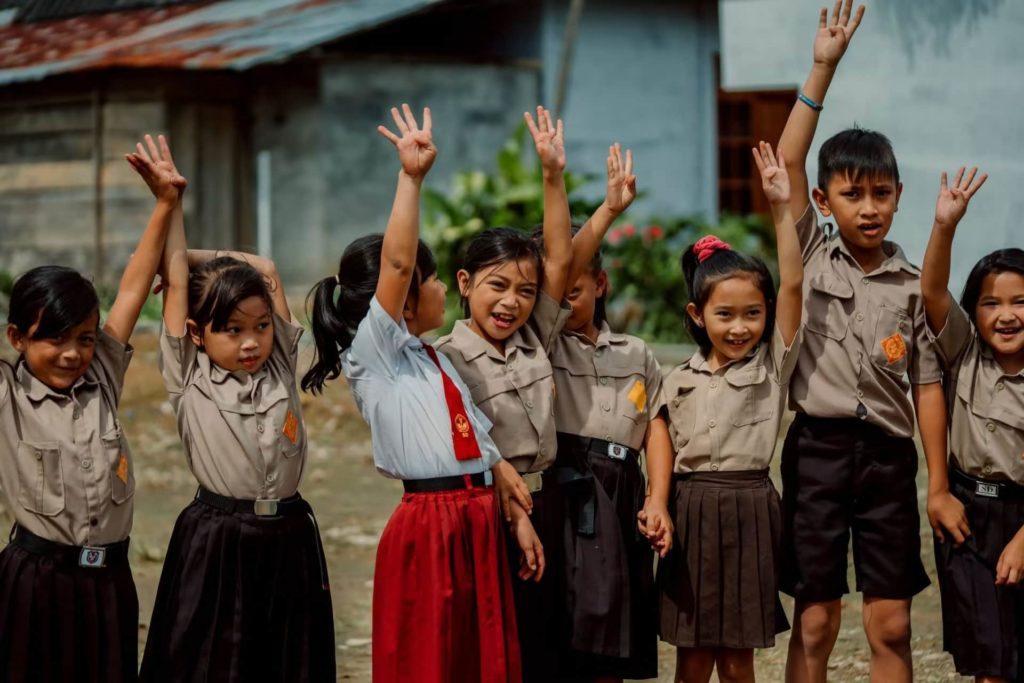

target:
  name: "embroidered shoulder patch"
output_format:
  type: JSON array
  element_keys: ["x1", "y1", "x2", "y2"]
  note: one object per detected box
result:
[
  {"x1": 880, "y1": 333, "x2": 907, "y2": 364},
  {"x1": 628, "y1": 380, "x2": 647, "y2": 414},
  {"x1": 116, "y1": 453, "x2": 129, "y2": 485},
  {"x1": 282, "y1": 410, "x2": 300, "y2": 444}
]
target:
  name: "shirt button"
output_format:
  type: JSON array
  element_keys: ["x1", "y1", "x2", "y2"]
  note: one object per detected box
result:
[
  {"x1": 856, "y1": 312, "x2": 865, "y2": 322},
  {"x1": 708, "y1": 419, "x2": 717, "y2": 428},
  {"x1": 709, "y1": 381, "x2": 718, "y2": 390},
  {"x1": 525, "y1": 400, "x2": 534, "y2": 409},
  {"x1": 996, "y1": 382, "x2": 1005, "y2": 391},
  {"x1": 862, "y1": 278, "x2": 870, "y2": 285},
  {"x1": 73, "y1": 408, "x2": 81, "y2": 420},
  {"x1": 266, "y1": 472, "x2": 277, "y2": 483},
  {"x1": 257, "y1": 422, "x2": 265, "y2": 433},
  {"x1": 81, "y1": 458, "x2": 92, "y2": 470},
  {"x1": 856, "y1": 389, "x2": 865, "y2": 398},
  {"x1": 987, "y1": 422, "x2": 996, "y2": 432},
  {"x1": 710, "y1": 464, "x2": 720, "y2": 472},
  {"x1": 983, "y1": 464, "x2": 993, "y2": 475},
  {"x1": 602, "y1": 403, "x2": 611, "y2": 412},
  {"x1": 599, "y1": 377, "x2": 609, "y2": 385}
]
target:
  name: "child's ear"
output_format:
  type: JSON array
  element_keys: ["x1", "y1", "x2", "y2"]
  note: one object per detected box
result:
[
  {"x1": 811, "y1": 187, "x2": 831, "y2": 217},
  {"x1": 685, "y1": 302, "x2": 704, "y2": 328},
  {"x1": 595, "y1": 270, "x2": 610, "y2": 298},
  {"x1": 456, "y1": 269, "x2": 472, "y2": 297},
  {"x1": 402, "y1": 291, "x2": 418, "y2": 323},
  {"x1": 6, "y1": 324, "x2": 25, "y2": 353},
  {"x1": 185, "y1": 319, "x2": 204, "y2": 348},
  {"x1": 894, "y1": 182, "x2": 904, "y2": 212}
]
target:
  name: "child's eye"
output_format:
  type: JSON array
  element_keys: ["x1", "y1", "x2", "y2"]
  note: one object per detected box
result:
[
  {"x1": 258, "y1": 322, "x2": 271, "y2": 331},
  {"x1": 228, "y1": 327, "x2": 241, "y2": 334}
]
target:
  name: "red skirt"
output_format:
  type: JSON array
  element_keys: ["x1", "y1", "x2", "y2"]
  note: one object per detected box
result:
[{"x1": 372, "y1": 485, "x2": 521, "y2": 683}]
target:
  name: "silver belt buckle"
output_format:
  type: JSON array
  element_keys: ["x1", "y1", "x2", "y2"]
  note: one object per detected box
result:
[
  {"x1": 606, "y1": 443, "x2": 627, "y2": 460},
  {"x1": 522, "y1": 472, "x2": 544, "y2": 493},
  {"x1": 254, "y1": 498, "x2": 280, "y2": 516},
  {"x1": 975, "y1": 482, "x2": 999, "y2": 499},
  {"x1": 79, "y1": 546, "x2": 106, "y2": 568}
]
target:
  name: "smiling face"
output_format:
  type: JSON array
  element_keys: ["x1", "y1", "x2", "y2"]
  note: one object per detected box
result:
[
  {"x1": 814, "y1": 172, "x2": 902, "y2": 264},
  {"x1": 687, "y1": 275, "x2": 767, "y2": 369},
  {"x1": 974, "y1": 270, "x2": 1024, "y2": 365},
  {"x1": 8, "y1": 309, "x2": 100, "y2": 391},
  {"x1": 458, "y1": 258, "x2": 539, "y2": 348},
  {"x1": 190, "y1": 295, "x2": 274, "y2": 373}
]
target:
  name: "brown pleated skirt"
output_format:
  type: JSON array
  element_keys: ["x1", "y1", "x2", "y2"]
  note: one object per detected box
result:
[{"x1": 658, "y1": 469, "x2": 789, "y2": 649}]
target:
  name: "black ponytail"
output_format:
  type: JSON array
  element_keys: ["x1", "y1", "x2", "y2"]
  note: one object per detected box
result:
[
  {"x1": 680, "y1": 240, "x2": 776, "y2": 354},
  {"x1": 302, "y1": 234, "x2": 436, "y2": 394}
]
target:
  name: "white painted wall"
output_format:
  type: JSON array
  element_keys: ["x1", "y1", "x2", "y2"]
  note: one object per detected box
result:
[{"x1": 720, "y1": 0, "x2": 1023, "y2": 290}]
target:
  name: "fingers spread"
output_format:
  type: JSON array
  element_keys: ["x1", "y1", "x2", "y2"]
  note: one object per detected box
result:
[{"x1": 377, "y1": 125, "x2": 400, "y2": 144}]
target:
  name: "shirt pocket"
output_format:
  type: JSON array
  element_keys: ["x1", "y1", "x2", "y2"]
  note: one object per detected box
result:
[
  {"x1": 870, "y1": 304, "x2": 912, "y2": 377},
  {"x1": 102, "y1": 426, "x2": 135, "y2": 504},
  {"x1": 16, "y1": 441, "x2": 65, "y2": 516},
  {"x1": 724, "y1": 364, "x2": 774, "y2": 427},
  {"x1": 805, "y1": 273, "x2": 853, "y2": 341},
  {"x1": 603, "y1": 361, "x2": 649, "y2": 424},
  {"x1": 666, "y1": 377, "x2": 699, "y2": 452},
  {"x1": 277, "y1": 403, "x2": 304, "y2": 458}
]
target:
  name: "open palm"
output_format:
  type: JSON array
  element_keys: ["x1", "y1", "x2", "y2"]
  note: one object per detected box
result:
[
  {"x1": 752, "y1": 141, "x2": 790, "y2": 205},
  {"x1": 605, "y1": 142, "x2": 637, "y2": 214},
  {"x1": 377, "y1": 104, "x2": 437, "y2": 179},
  {"x1": 813, "y1": 0, "x2": 865, "y2": 68},
  {"x1": 524, "y1": 106, "x2": 566, "y2": 174},
  {"x1": 935, "y1": 166, "x2": 988, "y2": 228}
]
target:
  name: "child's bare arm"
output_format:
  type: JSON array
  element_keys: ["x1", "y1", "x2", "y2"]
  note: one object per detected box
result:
[
  {"x1": 916, "y1": 382, "x2": 970, "y2": 545},
  {"x1": 639, "y1": 416, "x2": 675, "y2": 558},
  {"x1": 160, "y1": 199, "x2": 189, "y2": 337},
  {"x1": 777, "y1": 0, "x2": 865, "y2": 220},
  {"x1": 374, "y1": 104, "x2": 437, "y2": 323},
  {"x1": 106, "y1": 134, "x2": 186, "y2": 345},
  {"x1": 753, "y1": 142, "x2": 803, "y2": 345},
  {"x1": 185, "y1": 250, "x2": 291, "y2": 323},
  {"x1": 921, "y1": 166, "x2": 988, "y2": 333},
  {"x1": 525, "y1": 106, "x2": 573, "y2": 301},
  {"x1": 567, "y1": 143, "x2": 636, "y2": 291}
]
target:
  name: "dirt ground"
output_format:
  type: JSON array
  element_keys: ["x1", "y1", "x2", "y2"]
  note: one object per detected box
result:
[{"x1": 2, "y1": 331, "x2": 968, "y2": 681}]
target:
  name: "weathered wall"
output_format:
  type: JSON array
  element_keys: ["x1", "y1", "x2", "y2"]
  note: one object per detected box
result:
[{"x1": 720, "y1": 0, "x2": 1023, "y2": 289}]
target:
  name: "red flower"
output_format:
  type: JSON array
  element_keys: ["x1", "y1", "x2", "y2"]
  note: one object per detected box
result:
[
  {"x1": 608, "y1": 228, "x2": 623, "y2": 245},
  {"x1": 647, "y1": 225, "x2": 664, "y2": 240},
  {"x1": 622, "y1": 224, "x2": 636, "y2": 238}
]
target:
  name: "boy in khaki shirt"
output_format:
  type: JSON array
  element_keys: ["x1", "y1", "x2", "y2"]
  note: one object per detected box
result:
[{"x1": 776, "y1": 3, "x2": 952, "y2": 682}]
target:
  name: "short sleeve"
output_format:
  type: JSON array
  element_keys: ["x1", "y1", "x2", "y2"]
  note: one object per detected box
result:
[
  {"x1": 347, "y1": 297, "x2": 414, "y2": 383},
  {"x1": 927, "y1": 300, "x2": 974, "y2": 370},
  {"x1": 795, "y1": 204, "x2": 826, "y2": 263},
  {"x1": 270, "y1": 312, "x2": 304, "y2": 374},
  {"x1": 88, "y1": 329, "x2": 134, "y2": 405},
  {"x1": 909, "y1": 296, "x2": 943, "y2": 385},
  {"x1": 643, "y1": 345, "x2": 664, "y2": 420},
  {"x1": 0, "y1": 362, "x2": 11, "y2": 409},
  {"x1": 770, "y1": 324, "x2": 803, "y2": 385},
  {"x1": 528, "y1": 292, "x2": 572, "y2": 352},
  {"x1": 158, "y1": 327, "x2": 199, "y2": 410}
]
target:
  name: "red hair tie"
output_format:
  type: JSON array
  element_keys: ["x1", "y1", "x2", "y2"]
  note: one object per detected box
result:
[{"x1": 693, "y1": 235, "x2": 732, "y2": 263}]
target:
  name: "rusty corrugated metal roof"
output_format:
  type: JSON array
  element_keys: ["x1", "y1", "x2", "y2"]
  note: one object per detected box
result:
[{"x1": 0, "y1": 0, "x2": 446, "y2": 85}]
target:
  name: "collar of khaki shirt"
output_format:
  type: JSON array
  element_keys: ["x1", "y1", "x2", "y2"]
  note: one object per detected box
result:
[
  {"x1": 16, "y1": 358, "x2": 101, "y2": 403},
  {"x1": 686, "y1": 340, "x2": 764, "y2": 376},
  {"x1": 826, "y1": 233, "x2": 920, "y2": 277},
  {"x1": 194, "y1": 351, "x2": 291, "y2": 415},
  {"x1": 450, "y1": 319, "x2": 534, "y2": 362}
]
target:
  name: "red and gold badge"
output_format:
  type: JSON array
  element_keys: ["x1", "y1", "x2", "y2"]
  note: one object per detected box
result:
[
  {"x1": 455, "y1": 413, "x2": 471, "y2": 439},
  {"x1": 116, "y1": 453, "x2": 129, "y2": 485},
  {"x1": 880, "y1": 332, "x2": 907, "y2": 364}
]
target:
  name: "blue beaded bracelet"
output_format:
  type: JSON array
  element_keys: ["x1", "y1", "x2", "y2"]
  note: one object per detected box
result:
[{"x1": 798, "y1": 91, "x2": 823, "y2": 112}]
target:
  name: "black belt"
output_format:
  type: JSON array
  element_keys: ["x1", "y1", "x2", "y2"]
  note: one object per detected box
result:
[
  {"x1": 403, "y1": 470, "x2": 493, "y2": 493},
  {"x1": 950, "y1": 466, "x2": 1024, "y2": 502},
  {"x1": 196, "y1": 487, "x2": 304, "y2": 517},
  {"x1": 9, "y1": 525, "x2": 129, "y2": 569},
  {"x1": 556, "y1": 432, "x2": 640, "y2": 464}
]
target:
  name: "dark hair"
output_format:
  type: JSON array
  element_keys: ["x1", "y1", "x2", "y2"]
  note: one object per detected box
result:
[
  {"x1": 680, "y1": 242, "x2": 776, "y2": 354},
  {"x1": 960, "y1": 248, "x2": 1024, "y2": 329},
  {"x1": 8, "y1": 265, "x2": 99, "y2": 339},
  {"x1": 817, "y1": 127, "x2": 900, "y2": 190},
  {"x1": 302, "y1": 234, "x2": 437, "y2": 394},
  {"x1": 459, "y1": 227, "x2": 543, "y2": 317},
  {"x1": 188, "y1": 256, "x2": 274, "y2": 333},
  {"x1": 531, "y1": 223, "x2": 606, "y2": 326}
]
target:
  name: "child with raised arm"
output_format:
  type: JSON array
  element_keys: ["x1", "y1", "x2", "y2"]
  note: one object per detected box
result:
[
  {"x1": 776, "y1": 3, "x2": 949, "y2": 682},
  {"x1": 920, "y1": 166, "x2": 1024, "y2": 683},
  {"x1": 0, "y1": 134, "x2": 184, "y2": 683},
  {"x1": 303, "y1": 105, "x2": 539, "y2": 683}
]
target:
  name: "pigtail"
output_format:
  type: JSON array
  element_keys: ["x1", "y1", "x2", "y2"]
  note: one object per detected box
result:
[{"x1": 302, "y1": 276, "x2": 354, "y2": 395}]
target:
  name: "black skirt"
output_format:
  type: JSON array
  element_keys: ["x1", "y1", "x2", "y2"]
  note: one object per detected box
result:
[
  {"x1": 555, "y1": 434, "x2": 657, "y2": 680},
  {"x1": 935, "y1": 467, "x2": 1024, "y2": 682},
  {"x1": 0, "y1": 531, "x2": 139, "y2": 683},
  {"x1": 139, "y1": 492, "x2": 335, "y2": 683},
  {"x1": 658, "y1": 469, "x2": 789, "y2": 649}
]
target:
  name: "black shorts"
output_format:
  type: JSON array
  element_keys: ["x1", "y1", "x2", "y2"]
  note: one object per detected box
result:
[{"x1": 780, "y1": 414, "x2": 930, "y2": 602}]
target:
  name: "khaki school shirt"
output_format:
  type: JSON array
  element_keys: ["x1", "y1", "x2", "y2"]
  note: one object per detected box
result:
[
  {"x1": 659, "y1": 326, "x2": 801, "y2": 473},
  {"x1": 789, "y1": 206, "x2": 942, "y2": 438},
  {"x1": 159, "y1": 313, "x2": 307, "y2": 500},
  {"x1": 550, "y1": 323, "x2": 662, "y2": 451},
  {"x1": 931, "y1": 302, "x2": 1024, "y2": 483},
  {"x1": 0, "y1": 331, "x2": 135, "y2": 546},
  {"x1": 435, "y1": 293, "x2": 570, "y2": 474}
]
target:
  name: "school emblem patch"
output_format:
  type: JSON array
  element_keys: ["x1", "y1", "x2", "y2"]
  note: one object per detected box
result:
[
  {"x1": 880, "y1": 332, "x2": 907, "y2": 364},
  {"x1": 455, "y1": 413, "x2": 471, "y2": 439},
  {"x1": 282, "y1": 410, "x2": 299, "y2": 444},
  {"x1": 628, "y1": 380, "x2": 647, "y2": 414},
  {"x1": 116, "y1": 453, "x2": 129, "y2": 485}
]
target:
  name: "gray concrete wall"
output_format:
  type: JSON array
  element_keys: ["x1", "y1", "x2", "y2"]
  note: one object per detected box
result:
[
  {"x1": 542, "y1": 0, "x2": 720, "y2": 220},
  {"x1": 720, "y1": 0, "x2": 1022, "y2": 289}
]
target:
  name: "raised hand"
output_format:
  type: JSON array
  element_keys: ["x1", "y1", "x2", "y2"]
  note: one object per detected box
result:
[
  {"x1": 813, "y1": 0, "x2": 866, "y2": 69},
  {"x1": 605, "y1": 143, "x2": 637, "y2": 215},
  {"x1": 752, "y1": 141, "x2": 790, "y2": 205},
  {"x1": 125, "y1": 134, "x2": 186, "y2": 203},
  {"x1": 377, "y1": 104, "x2": 437, "y2": 179},
  {"x1": 524, "y1": 106, "x2": 566, "y2": 177},
  {"x1": 935, "y1": 166, "x2": 988, "y2": 229}
]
